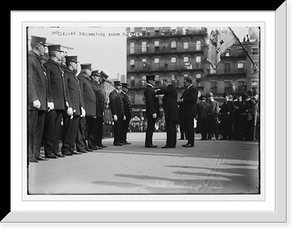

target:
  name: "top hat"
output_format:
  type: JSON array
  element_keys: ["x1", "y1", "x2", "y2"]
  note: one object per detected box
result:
[
  {"x1": 146, "y1": 74, "x2": 155, "y2": 82},
  {"x1": 91, "y1": 70, "x2": 101, "y2": 76},
  {"x1": 100, "y1": 70, "x2": 109, "y2": 80},
  {"x1": 65, "y1": 56, "x2": 78, "y2": 65},
  {"x1": 47, "y1": 44, "x2": 63, "y2": 52},
  {"x1": 80, "y1": 63, "x2": 92, "y2": 70},
  {"x1": 31, "y1": 35, "x2": 47, "y2": 46}
]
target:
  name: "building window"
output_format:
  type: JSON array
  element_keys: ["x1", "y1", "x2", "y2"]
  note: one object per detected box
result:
[
  {"x1": 171, "y1": 57, "x2": 176, "y2": 63},
  {"x1": 130, "y1": 42, "x2": 135, "y2": 54},
  {"x1": 196, "y1": 40, "x2": 201, "y2": 50},
  {"x1": 196, "y1": 56, "x2": 201, "y2": 63},
  {"x1": 155, "y1": 74, "x2": 160, "y2": 86},
  {"x1": 224, "y1": 62, "x2": 231, "y2": 73},
  {"x1": 252, "y1": 61, "x2": 259, "y2": 72},
  {"x1": 154, "y1": 40, "x2": 159, "y2": 48},
  {"x1": 183, "y1": 56, "x2": 189, "y2": 63},
  {"x1": 183, "y1": 42, "x2": 189, "y2": 49},
  {"x1": 130, "y1": 75, "x2": 135, "y2": 87},
  {"x1": 196, "y1": 73, "x2": 201, "y2": 79},
  {"x1": 130, "y1": 59, "x2": 135, "y2": 66},
  {"x1": 171, "y1": 41, "x2": 176, "y2": 48},
  {"x1": 142, "y1": 58, "x2": 147, "y2": 67},
  {"x1": 210, "y1": 81, "x2": 217, "y2": 93},
  {"x1": 224, "y1": 81, "x2": 231, "y2": 93},
  {"x1": 251, "y1": 47, "x2": 259, "y2": 55},
  {"x1": 237, "y1": 62, "x2": 245, "y2": 72},
  {"x1": 154, "y1": 58, "x2": 159, "y2": 64},
  {"x1": 142, "y1": 41, "x2": 147, "y2": 52},
  {"x1": 237, "y1": 80, "x2": 245, "y2": 92},
  {"x1": 129, "y1": 92, "x2": 135, "y2": 104}
]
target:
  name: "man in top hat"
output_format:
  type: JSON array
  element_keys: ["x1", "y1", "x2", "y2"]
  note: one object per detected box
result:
[
  {"x1": 109, "y1": 81, "x2": 125, "y2": 146},
  {"x1": 156, "y1": 77, "x2": 179, "y2": 148},
  {"x1": 219, "y1": 92, "x2": 235, "y2": 140},
  {"x1": 28, "y1": 35, "x2": 49, "y2": 163},
  {"x1": 120, "y1": 82, "x2": 133, "y2": 145},
  {"x1": 89, "y1": 70, "x2": 106, "y2": 150},
  {"x1": 177, "y1": 77, "x2": 198, "y2": 148},
  {"x1": 60, "y1": 55, "x2": 85, "y2": 155},
  {"x1": 76, "y1": 63, "x2": 96, "y2": 152},
  {"x1": 144, "y1": 74, "x2": 160, "y2": 148},
  {"x1": 43, "y1": 44, "x2": 73, "y2": 158}
]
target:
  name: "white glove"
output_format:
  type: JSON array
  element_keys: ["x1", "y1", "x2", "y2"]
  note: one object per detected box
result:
[
  {"x1": 47, "y1": 102, "x2": 54, "y2": 111},
  {"x1": 33, "y1": 100, "x2": 41, "y2": 109},
  {"x1": 81, "y1": 107, "x2": 86, "y2": 117},
  {"x1": 113, "y1": 115, "x2": 118, "y2": 121},
  {"x1": 152, "y1": 113, "x2": 157, "y2": 119},
  {"x1": 67, "y1": 107, "x2": 73, "y2": 116},
  {"x1": 123, "y1": 115, "x2": 126, "y2": 120}
]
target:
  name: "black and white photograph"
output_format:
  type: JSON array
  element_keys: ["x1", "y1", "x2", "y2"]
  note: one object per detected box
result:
[
  {"x1": 4, "y1": 3, "x2": 291, "y2": 227},
  {"x1": 27, "y1": 25, "x2": 261, "y2": 195}
]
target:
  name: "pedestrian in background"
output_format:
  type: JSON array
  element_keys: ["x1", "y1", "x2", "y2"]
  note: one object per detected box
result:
[
  {"x1": 219, "y1": 92, "x2": 235, "y2": 140},
  {"x1": 178, "y1": 77, "x2": 198, "y2": 148},
  {"x1": 206, "y1": 92, "x2": 219, "y2": 140},
  {"x1": 196, "y1": 95, "x2": 211, "y2": 140},
  {"x1": 144, "y1": 75, "x2": 160, "y2": 148},
  {"x1": 27, "y1": 35, "x2": 49, "y2": 163},
  {"x1": 156, "y1": 77, "x2": 179, "y2": 148}
]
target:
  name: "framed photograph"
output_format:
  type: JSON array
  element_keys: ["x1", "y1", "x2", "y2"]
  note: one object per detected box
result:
[{"x1": 4, "y1": 2, "x2": 286, "y2": 223}]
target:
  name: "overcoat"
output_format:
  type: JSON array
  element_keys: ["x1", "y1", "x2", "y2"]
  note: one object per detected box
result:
[
  {"x1": 90, "y1": 80, "x2": 105, "y2": 118},
  {"x1": 144, "y1": 84, "x2": 160, "y2": 118},
  {"x1": 109, "y1": 89, "x2": 124, "y2": 118},
  {"x1": 77, "y1": 73, "x2": 96, "y2": 116},
  {"x1": 179, "y1": 85, "x2": 198, "y2": 119}
]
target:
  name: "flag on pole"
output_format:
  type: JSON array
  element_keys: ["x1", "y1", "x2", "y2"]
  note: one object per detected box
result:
[
  {"x1": 207, "y1": 27, "x2": 237, "y2": 69},
  {"x1": 248, "y1": 27, "x2": 260, "y2": 41}
]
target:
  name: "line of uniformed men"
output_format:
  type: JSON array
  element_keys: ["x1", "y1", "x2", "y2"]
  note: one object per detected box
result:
[{"x1": 27, "y1": 35, "x2": 132, "y2": 164}]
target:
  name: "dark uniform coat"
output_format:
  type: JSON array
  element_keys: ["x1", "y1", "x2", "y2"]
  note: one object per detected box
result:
[
  {"x1": 77, "y1": 73, "x2": 96, "y2": 116},
  {"x1": 109, "y1": 89, "x2": 124, "y2": 118},
  {"x1": 144, "y1": 84, "x2": 160, "y2": 118},
  {"x1": 179, "y1": 85, "x2": 198, "y2": 119},
  {"x1": 27, "y1": 51, "x2": 50, "y2": 111},
  {"x1": 90, "y1": 80, "x2": 105, "y2": 118},
  {"x1": 44, "y1": 59, "x2": 69, "y2": 110},
  {"x1": 156, "y1": 84, "x2": 179, "y2": 123},
  {"x1": 121, "y1": 91, "x2": 133, "y2": 120},
  {"x1": 63, "y1": 67, "x2": 84, "y2": 116}
]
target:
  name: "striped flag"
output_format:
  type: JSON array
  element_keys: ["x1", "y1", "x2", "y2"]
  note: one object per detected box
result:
[{"x1": 207, "y1": 27, "x2": 237, "y2": 69}]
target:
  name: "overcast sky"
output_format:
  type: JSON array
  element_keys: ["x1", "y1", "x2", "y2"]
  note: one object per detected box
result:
[{"x1": 28, "y1": 26, "x2": 250, "y2": 81}]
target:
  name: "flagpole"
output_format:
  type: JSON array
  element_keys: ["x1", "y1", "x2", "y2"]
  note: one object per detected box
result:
[{"x1": 228, "y1": 27, "x2": 259, "y2": 72}]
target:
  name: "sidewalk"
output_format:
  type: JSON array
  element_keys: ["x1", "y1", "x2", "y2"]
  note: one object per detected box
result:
[{"x1": 28, "y1": 132, "x2": 259, "y2": 194}]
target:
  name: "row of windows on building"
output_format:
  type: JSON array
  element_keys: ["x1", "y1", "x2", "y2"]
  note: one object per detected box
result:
[{"x1": 129, "y1": 40, "x2": 202, "y2": 53}]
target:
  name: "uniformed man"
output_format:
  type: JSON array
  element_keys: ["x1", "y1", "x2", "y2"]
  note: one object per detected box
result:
[
  {"x1": 109, "y1": 81, "x2": 125, "y2": 146},
  {"x1": 27, "y1": 35, "x2": 49, "y2": 163},
  {"x1": 61, "y1": 56, "x2": 85, "y2": 155},
  {"x1": 89, "y1": 70, "x2": 106, "y2": 150},
  {"x1": 76, "y1": 63, "x2": 95, "y2": 152},
  {"x1": 120, "y1": 83, "x2": 132, "y2": 145},
  {"x1": 43, "y1": 44, "x2": 73, "y2": 158}
]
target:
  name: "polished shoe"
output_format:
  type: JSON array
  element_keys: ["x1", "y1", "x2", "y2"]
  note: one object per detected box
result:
[
  {"x1": 46, "y1": 153, "x2": 58, "y2": 159},
  {"x1": 54, "y1": 152, "x2": 66, "y2": 157},
  {"x1": 62, "y1": 151, "x2": 73, "y2": 156},
  {"x1": 183, "y1": 143, "x2": 194, "y2": 148},
  {"x1": 36, "y1": 156, "x2": 49, "y2": 161},
  {"x1": 95, "y1": 146, "x2": 103, "y2": 150},
  {"x1": 99, "y1": 145, "x2": 107, "y2": 148},
  {"x1": 114, "y1": 143, "x2": 123, "y2": 146},
  {"x1": 86, "y1": 148, "x2": 93, "y2": 152},
  {"x1": 145, "y1": 145, "x2": 157, "y2": 148},
  {"x1": 71, "y1": 150, "x2": 81, "y2": 155},
  {"x1": 124, "y1": 142, "x2": 131, "y2": 145}
]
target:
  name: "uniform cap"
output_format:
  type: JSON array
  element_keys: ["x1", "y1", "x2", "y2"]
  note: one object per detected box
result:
[
  {"x1": 65, "y1": 56, "x2": 78, "y2": 65},
  {"x1": 31, "y1": 35, "x2": 47, "y2": 46},
  {"x1": 47, "y1": 44, "x2": 63, "y2": 52},
  {"x1": 114, "y1": 81, "x2": 121, "y2": 86},
  {"x1": 100, "y1": 70, "x2": 109, "y2": 80},
  {"x1": 91, "y1": 70, "x2": 101, "y2": 76},
  {"x1": 146, "y1": 74, "x2": 155, "y2": 82},
  {"x1": 80, "y1": 63, "x2": 92, "y2": 70}
]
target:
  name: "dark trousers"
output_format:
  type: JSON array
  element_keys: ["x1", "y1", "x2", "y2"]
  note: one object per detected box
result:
[
  {"x1": 120, "y1": 118, "x2": 130, "y2": 143},
  {"x1": 145, "y1": 117, "x2": 157, "y2": 146},
  {"x1": 28, "y1": 110, "x2": 45, "y2": 161},
  {"x1": 113, "y1": 117, "x2": 123, "y2": 145},
  {"x1": 90, "y1": 116, "x2": 104, "y2": 147},
  {"x1": 86, "y1": 116, "x2": 97, "y2": 149},
  {"x1": 182, "y1": 118, "x2": 195, "y2": 146},
  {"x1": 165, "y1": 119, "x2": 177, "y2": 148},
  {"x1": 44, "y1": 110, "x2": 63, "y2": 155},
  {"x1": 62, "y1": 114, "x2": 80, "y2": 153},
  {"x1": 76, "y1": 117, "x2": 88, "y2": 151}
]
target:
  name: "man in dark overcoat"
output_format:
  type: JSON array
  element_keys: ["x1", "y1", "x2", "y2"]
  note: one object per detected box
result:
[
  {"x1": 196, "y1": 95, "x2": 211, "y2": 140},
  {"x1": 27, "y1": 35, "x2": 50, "y2": 163},
  {"x1": 156, "y1": 77, "x2": 179, "y2": 148},
  {"x1": 43, "y1": 44, "x2": 73, "y2": 158},
  {"x1": 61, "y1": 56, "x2": 84, "y2": 155},
  {"x1": 109, "y1": 81, "x2": 125, "y2": 146},
  {"x1": 76, "y1": 63, "x2": 96, "y2": 152},
  {"x1": 144, "y1": 75, "x2": 160, "y2": 148},
  {"x1": 120, "y1": 83, "x2": 133, "y2": 145},
  {"x1": 177, "y1": 77, "x2": 198, "y2": 148}
]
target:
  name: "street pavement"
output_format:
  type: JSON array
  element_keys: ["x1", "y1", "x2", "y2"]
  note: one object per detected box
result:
[{"x1": 28, "y1": 132, "x2": 260, "y2": 195}]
